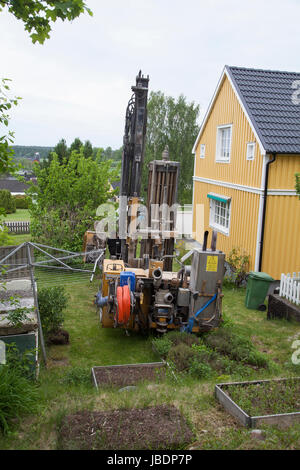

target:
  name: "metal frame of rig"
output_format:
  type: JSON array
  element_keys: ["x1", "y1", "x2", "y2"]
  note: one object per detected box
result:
[{"x1": 93, "y1": 71, "x2": 225, "y2": 335}]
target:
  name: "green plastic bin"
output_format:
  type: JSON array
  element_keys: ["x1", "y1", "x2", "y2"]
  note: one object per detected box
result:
[{"x1": 245, "y1": 271, "x2": 274, "y2": 309}]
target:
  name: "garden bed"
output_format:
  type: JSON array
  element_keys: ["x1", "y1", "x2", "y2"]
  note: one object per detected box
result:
[
  {"x1": 91, "y1": 362, "x2": 166, "y2": 388},
  {"x1": 215, "y1": 377, "x2": 300, "y2": 428},
  {"x1": 59, "y1": 405, "x2": 194, "y2": 450}
]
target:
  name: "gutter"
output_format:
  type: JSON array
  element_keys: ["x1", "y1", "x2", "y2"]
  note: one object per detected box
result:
[{"x1": 258, "y1": 153, "x2": 276, "y2": 271}]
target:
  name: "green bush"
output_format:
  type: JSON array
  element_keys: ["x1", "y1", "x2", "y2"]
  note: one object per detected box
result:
[
  {"x1": 14, "y1": 195, "x2": 29, "y2": 209},
  {"x1": 167, "y1": 331, "x2": 200, "y2": 348},
  {"x1": 167, "y1": 343, "x2": 198, "y2": 372},
  {"x1": 189, "y1": 358, "x2": 213, "y2": 379},
  {"x1": 38, "y1": 286, "x2": 68, "y2": 337},
  {"x1": 0, "y1": 189, "x2": 16, "y2": 214},
  {"x1": 152, "y1": 336, "x2": 172, "y2": 358}
]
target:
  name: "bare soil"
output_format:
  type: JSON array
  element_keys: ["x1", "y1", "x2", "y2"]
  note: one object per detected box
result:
[
  {"x1": 59, "y1": 405, "x2": 194, "y2": 450},
  {"x1": 93, "y1": 363, "x2": 166, "y2": 388}
]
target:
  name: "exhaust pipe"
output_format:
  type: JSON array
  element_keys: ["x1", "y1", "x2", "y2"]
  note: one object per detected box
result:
[{"x1": 153, "y1": 267, "x2": 163, "y2": 287}]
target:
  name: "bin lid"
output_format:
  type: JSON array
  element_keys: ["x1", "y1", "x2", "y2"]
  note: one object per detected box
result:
[{"x1": 249, "y1": 271, "x2": 274, "y2": 281}]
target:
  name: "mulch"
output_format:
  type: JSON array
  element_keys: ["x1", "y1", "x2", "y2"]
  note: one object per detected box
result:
[
  {"x1": 93, "y1": 364, "x2": 166, "y2": 388},
  {"x1": 59, "y1": 405, "x2": 194, "y2": 450}
]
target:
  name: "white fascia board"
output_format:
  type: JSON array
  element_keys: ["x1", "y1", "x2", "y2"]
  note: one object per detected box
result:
[
  {"x1": 193, "y1": 176, "x2": 297, "y2": 196},
  {"x1": 192, "y1": 67, "x2": 266, "y2": 156}
]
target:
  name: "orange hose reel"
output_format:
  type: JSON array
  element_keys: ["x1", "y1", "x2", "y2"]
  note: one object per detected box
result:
[{"x1": 116, "y1": 285, "x2": 131, "y2": 324}]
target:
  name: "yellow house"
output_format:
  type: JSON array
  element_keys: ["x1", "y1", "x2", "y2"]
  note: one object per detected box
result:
[{"x1": 192, "y1": 66, "x2": 300, "y2": 279}]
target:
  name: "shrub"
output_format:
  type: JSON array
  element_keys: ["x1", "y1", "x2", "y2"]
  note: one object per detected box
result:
[
  {"x1": 167, "y1": 331, "x2": 200, "y2": 348},
  {"x1": 38, "y1": 286, "x2": 68, "y2": 337},
  {"x1": 152, "y1": 336, "x2": 172, "y2": 358},
  {"x1": 0, "y1": 189, "x2": 16, "y2": 214},
  {"x1": 0, "y1": 224, "x2": 13, "y2": 246},
  {"x1": 167, "y1": 343, "x2": 198, "y2": 372},
  {"x1": 227, "y1": 247, "x2": 250, "y2": 287},
  {"x1": 14, "y1": 195, "x2": 29, "y2": 209},
  {"x1": 189, "y1": 358, "x2": 213, "y2": 379}
]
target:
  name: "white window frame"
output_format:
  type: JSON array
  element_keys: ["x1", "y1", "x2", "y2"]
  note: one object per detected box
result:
[
  {"x1": 215, "y1": 124, "x2": 232, "y2": 163},
  {"x1": 200, "y1": 144, "x2": 205, "y2": 159},
  {"x1": 246, "y1": 142, "x2": 255, "y2": 161},
  {"x1": 209, "y1": 196, "x2": 231, "y2": 236}
]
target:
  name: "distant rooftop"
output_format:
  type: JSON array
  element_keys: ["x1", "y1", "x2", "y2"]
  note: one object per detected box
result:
[{"x1": 0, "y1": 178, "x2": 29, "y2": 193}]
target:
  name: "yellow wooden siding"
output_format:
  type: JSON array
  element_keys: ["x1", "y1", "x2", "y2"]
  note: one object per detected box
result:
[
  {"x1": 193, "y1": 180, "x2": 260, "y2": 271},
  {"x1": 262, "y1": 195, "x2": 300, "y2": 279},
  {"x1": 268, "y1": 155, "x2": 300, "y2": 189},
  {"x1": 194, "y1": 75, "x2": 263, "y2": 189}
]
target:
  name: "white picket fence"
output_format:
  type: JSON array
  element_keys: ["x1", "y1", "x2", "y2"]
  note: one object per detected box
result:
[{"x1": 279, "y1": 272, "x2": 300, "y2": 306}]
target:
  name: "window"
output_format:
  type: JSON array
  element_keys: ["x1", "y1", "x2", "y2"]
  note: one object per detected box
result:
[
  {"x1": 208, "y1": 193, "x2": 231, "y2": 235},
  {"x1": 246, "y1": 142, "x2": 255, "y2": 160},
  {"x1": 200, "y1": 144, "x2": 205, "y2": 159},
  {"x1": 216, "y1": 125, "x2": 232, "y2": 162}
]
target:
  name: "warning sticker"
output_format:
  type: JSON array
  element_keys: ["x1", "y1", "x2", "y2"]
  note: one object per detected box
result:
[{"x1": 206, "y1": 255, "x2": 218, "y2": 272}]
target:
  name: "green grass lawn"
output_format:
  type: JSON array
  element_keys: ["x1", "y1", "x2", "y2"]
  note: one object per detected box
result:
[
  {"x1": 7, "y1": 234, "x2": 31, "y2": 245},
  {"x1": 3, "y1": 209, "x2": 30, "y2": 221},
  {"x1": 0, "y1": 275, "x2": 299, "y2": 450}
]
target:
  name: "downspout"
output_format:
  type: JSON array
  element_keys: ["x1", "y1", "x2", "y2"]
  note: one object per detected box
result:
[{"x1": 258, "y1": 153, "x2": 276, "y2": 271}]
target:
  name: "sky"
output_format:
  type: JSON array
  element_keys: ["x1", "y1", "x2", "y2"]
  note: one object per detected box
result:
[{"x1": 1, "y1": 0, "x2": 300, "y2": 149}]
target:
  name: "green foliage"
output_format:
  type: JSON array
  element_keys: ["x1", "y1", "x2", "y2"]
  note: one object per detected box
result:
[
  {"x1": 227, "y1": 378, "x2": 300, "y2": 416},
  {"x1": 0, "y1": 223, "x2": 13, "y2": 246},
  {"x1": 5, "y1": 343, "x2": 36, "y2": 380},
  {"x1": 38, "y1": 286, "x2": 68, "y2": 336},
  {"x1": 167, "y1": 330, "x2": 200, "y2": 348},
  {"x1": 12, "y1": 145, "x2": 53, "y2": 160},
  {"x1": 14, "y1": 195, "x2": 29, "y2": 209},
  {"x1": 0, "y1": 0, "x2": 93, "y2": 44},
  {"x1": 0, "y1": 78, "x2": 21, "y2": 176},
  {"x1": 83, "y1": 140, "x2": 93, "y2": 159},
  {"x1": 167, "y1": 343, "x2": 198, "y2": 372},
  {"x1": 5, "y1": 297, "x2": 32, "y2": 327},
  {"x1": 143, "y1": 91, "x2": 200, "y2": 204},
  {"x1": 0, "y1": 344, "x2": 38, "y2": 434},
  {"x1": 296, "y1": 173, "x2": 300, "y2": 199},
  {"x1": 226, "y1": 247, "x2": 250, "y2": 287},
  {"x1": 152, "y1": 336, "x2": 172, "y2": 358},
  {"x1": 0, "y1": 189, "x2": 16, "y2": 213},
  {"x1": 28, "y1": 150, "x2": 119, "y2": 251},
  {"x1": 189, "y1": 358, "x2": 213, "y2": 379},
  {"x1": 203, "y1": 326, "x2": 269, "y2": 368}
]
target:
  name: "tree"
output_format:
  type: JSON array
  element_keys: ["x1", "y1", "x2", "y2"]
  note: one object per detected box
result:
[
  {"x1": 27, "y1": 149, "x2": 119, "y2": 251},
  {"x1": 0, "y1": 79, "x2": 21, "y2": 175},
  {"x1": 53, "y1": 138, "x2": 69, "y2": 164},
  {"x1": 83, "y1": 140, "x2": 93, "y2": 159},
  {"x1": 70, "y1": 137, "x2": 83, "y2": 154},
  {"x1": 0, "y1": 0, "x2": 92, "y2": 44},
  {"x1": 143, "y1": 91, "x2": 200, "y2": 205}
]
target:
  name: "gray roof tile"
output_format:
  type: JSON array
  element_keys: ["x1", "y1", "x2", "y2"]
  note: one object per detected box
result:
[{"x1": 226, "y1": 66, "x2": 300, "y2": 153}]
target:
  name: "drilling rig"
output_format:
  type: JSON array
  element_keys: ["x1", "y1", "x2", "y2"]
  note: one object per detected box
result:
[{"x1": 95, "y1": 71, "x2": 225, "y2": 335}]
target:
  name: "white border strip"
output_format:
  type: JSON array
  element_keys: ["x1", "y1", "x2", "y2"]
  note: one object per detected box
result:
[{"x1": 193, "y1": 176, "x2": 297, "y2": 196}]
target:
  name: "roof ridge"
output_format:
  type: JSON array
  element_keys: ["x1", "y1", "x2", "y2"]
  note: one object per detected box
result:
[{"x1": 226, "y1": 64, "x2": 300, "y2": 76}]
